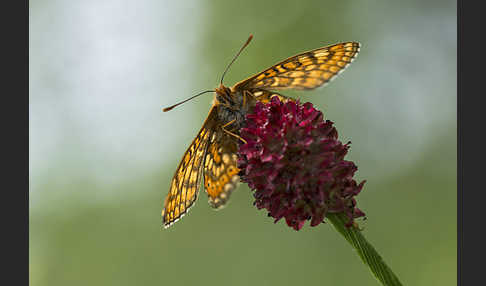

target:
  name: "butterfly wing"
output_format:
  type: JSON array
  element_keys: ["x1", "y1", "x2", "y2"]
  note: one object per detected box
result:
[
  {"x1": 162, "y1": 106, "x2": 218, "y2": 228},
  {"x1": 233, "y1": 42, "x2": 360, "y2": 91},
  {"x1": 251, "y1": 89, "x2": 294, "y2": 104},
  {"x1": 203, "y1": 128, "x2": 240, "y2": 209}
]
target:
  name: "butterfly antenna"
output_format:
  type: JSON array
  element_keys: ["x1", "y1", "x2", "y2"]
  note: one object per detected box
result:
[
  {"x1": 220, "y1": 34, "x2": 253, "y2": 85},
  {"x1": 162, "y1": 90, "x2": 215, "y2": 112}
]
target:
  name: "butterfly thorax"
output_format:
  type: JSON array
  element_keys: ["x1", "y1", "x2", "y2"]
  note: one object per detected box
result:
[{"x1": 214, "y1": 84, "x2": 255, "y2": 132}]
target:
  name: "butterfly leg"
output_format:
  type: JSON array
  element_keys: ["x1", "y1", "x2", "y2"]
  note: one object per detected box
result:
[{"x1": 221, "y1": 120, "x2": 248, "y2": 144}]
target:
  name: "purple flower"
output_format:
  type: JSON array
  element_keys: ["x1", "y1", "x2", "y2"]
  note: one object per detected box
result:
[{"x1": 238, "y1": 97, "x2": 366, "y2": 231}]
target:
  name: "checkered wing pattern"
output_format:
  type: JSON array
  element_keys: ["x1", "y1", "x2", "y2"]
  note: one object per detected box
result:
[
  {"x1": 162, "y1": 107, "x2": 217, "y2": 228},
  {"x1": 234, "y1": 42, "x2": 360, "y2": 91},
  {"x1": 203, "y1": 131, "x2": 240, "y2": 209}
]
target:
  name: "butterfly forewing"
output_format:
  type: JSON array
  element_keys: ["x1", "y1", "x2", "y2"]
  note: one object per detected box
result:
[
  {"x1": 233, "y1": 42, "x2": 360, "y2": 91},
  {"x1": 162, "y1": 107, "x2": 217, "y2": 228}
]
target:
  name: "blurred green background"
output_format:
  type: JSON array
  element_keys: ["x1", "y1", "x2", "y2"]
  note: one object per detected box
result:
[{"x1": 29, "y1": 0, "x2": 456, "y2": 285}]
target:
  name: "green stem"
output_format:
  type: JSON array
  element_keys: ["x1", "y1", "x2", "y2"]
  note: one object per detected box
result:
[{"x1": 327, "y1": 213, "x2": 403, "y2": 286}]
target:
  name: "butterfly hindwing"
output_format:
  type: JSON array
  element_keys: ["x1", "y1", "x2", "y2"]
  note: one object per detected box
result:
[
  {"x1": 162, "y1": 106, "x2": 218, "y2": 228},
  {"x1": 203, "y1": 128, "x2": 240, "y2": 209},
  {"x1": 234, "y1": 42, "x2": 360, "y2": 91},
  {"x1": 251, "y1": 89, "x2": 294, "y2": 104}
]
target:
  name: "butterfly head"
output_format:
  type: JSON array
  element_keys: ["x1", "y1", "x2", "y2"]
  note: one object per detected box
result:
[
  {"x1": 215, "y1": 84, "x2": 231, "y2": 98},
  {"x1": 215, "y1": 84, "x2": 238, "y2": 108}
]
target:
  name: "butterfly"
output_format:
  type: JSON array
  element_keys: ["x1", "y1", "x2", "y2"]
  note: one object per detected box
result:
[{"x1": 161, "y1": 35, "x2": 360, "y2": 228}]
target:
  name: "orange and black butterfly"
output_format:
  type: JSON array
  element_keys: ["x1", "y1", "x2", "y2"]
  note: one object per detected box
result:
[{"x1": 161, "y1": 35, "x2": 360, "y2": 228}]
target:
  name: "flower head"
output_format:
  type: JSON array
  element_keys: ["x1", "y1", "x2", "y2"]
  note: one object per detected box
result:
[{"x1": 237, "y1": 97, "x2": 365, "y2": 230}]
